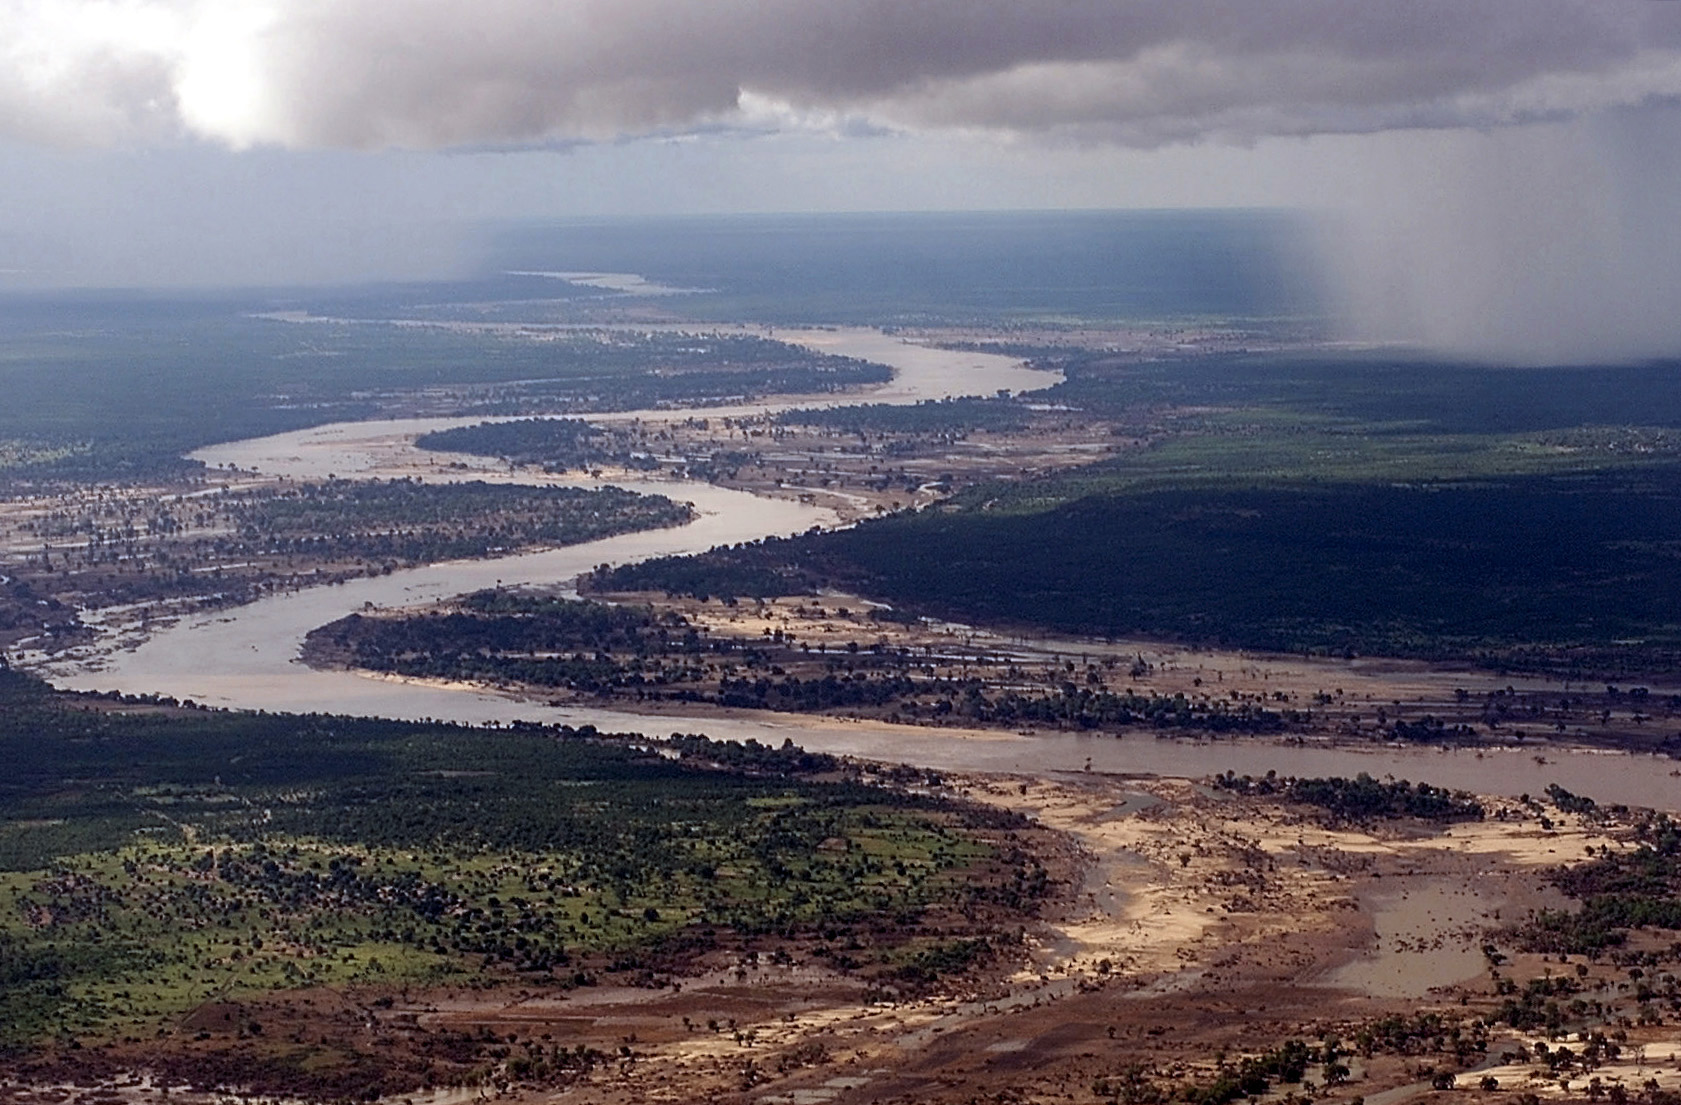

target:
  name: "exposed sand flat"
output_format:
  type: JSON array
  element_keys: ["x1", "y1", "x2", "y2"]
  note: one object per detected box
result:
[
  {"x1": 513, "y1": 774, "x2": 1626, "y2": 1103},
  {"x1": 1474, "y1": 1035, "x2": 1681, "y2": 1098},
  {"x1": 4, "y1": 773, "x2": 1635, "y2": 1105},
  {"x1": 959, "y1": 774, "x2": 1617, "y2": 1002}
]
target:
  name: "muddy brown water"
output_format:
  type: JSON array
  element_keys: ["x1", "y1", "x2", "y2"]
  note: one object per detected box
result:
[{"x1": 30, "y1": 329, "x2": 1681, "y2": 811}]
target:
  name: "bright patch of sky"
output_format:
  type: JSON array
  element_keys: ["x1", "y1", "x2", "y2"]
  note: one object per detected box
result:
[{"x1": 1, "y1": 0, "x2": 1679, "y2": 362}]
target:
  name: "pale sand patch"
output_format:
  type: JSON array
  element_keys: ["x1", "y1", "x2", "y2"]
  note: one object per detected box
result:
[
  {"x1": 1241, "y1": 808, "x2": 1610, "y2": 866},
  {"x1": 1435, "y1": 813, "x2": 1616, "y2": 865},
  {"x1": 1474, "y1": 1035, "x2": 1681, "y2": 1097},
  {"x1": 951, "y1": 774, "x2": 1628, "y2": 999},
  {"x1": 960, "y1": 776, "x2": 1338, "y2": 979}
]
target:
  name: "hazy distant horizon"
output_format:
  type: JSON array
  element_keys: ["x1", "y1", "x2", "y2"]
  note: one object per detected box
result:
[
  {"x1": 0, "y1": 204, "x2": 1306, "y2": 291},
  {"x1": 0, "y1": 210, "x2": 1328, "y2": 343}
]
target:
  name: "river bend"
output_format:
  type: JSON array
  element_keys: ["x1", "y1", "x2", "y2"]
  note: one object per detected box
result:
[{"x1": 34, "y1": 329, "x2": 1681, "y2": 809}]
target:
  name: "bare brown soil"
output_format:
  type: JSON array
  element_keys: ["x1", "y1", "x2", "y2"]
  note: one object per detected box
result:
[
  {"x1": 8, "y1": 335, "x2": 1679, "y2": 1105},
  {"x1": 1, "y1": 776, "x2": 1644, "y2": 1105}
]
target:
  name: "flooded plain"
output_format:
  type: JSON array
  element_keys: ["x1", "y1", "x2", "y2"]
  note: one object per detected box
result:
[
  {"x1": 1326, "y1": 878, "x2": 1502, "y2": 998},
  {"x1": 34, "y1": 326, "x2": 1681, "y2": 811}
]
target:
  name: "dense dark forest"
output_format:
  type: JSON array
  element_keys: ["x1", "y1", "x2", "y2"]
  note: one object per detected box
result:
[
  {"x1": 1212, "y1": 772, "x2": 1485, "y2": 823},
  {"x1": 584, "y1": 347, "x2": 1681, "y2": 678},
  {"x1": 415, "y1": 418, "x2": 610, "y2": 470},
  {"x1": 600, "y1": 468, "x2": 1681, "y2": 677}
]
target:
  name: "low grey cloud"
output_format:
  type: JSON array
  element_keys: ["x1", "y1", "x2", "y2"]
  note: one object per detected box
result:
[
  {"x1": 7, "y1": 0, "x2": 1681, "y2": 150},
  {"x1": 11, "y1": 0, "x2": 1681, "y2": 366}
]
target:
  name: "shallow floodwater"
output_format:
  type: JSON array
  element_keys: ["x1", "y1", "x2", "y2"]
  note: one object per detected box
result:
[
  {"x1": 44, "y1": 328, "x2": 1049, "y2": 720},
  {"x1": 34, "y1": 328, "x2": 1681, "y2": 811},
  {"x1": 1326, "y1": 879, "x2": 1500, "y2": 998},
  {"x1": 774, "y1": 328, "x2": 1052, "y2": 406},
  {"x1": 47, "y1": 478, "x2": 830, "y2": 711},
  {"x1": 192, "y1": 327, "x2": 1055, "y2": 478}
]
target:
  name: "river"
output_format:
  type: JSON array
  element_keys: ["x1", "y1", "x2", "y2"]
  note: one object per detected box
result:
[{"x1": 33, "y1": 328, "x2": 1681, "y2": 810}]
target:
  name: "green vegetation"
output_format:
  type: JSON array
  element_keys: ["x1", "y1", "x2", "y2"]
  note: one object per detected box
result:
[
  {"x1": 0, "y1": 298, "x2": 885, "y2": 483},
  {"x1": 1048, "y1": 351, "x2": 1681, "y2": 437},
  {"x1": 0, "y1": 440, "x2": 83, "y2": 472},
  {"x1": 213, "y1": 478, "x2": 691, "y2": 564},
  {"x1": 1347, "y1": 1012, "x2": 1487, "y2": 1060},
  {"x1": 598, "y1": 549, "x2": 808, "y2": 603},
  {"x1": 415, "y1": 418, "x2": 613, "y2": 470},
  {"x1": 601, "y1": 349, "x2": 1681, "y2": 678},
  {"x1": 4, "y1": 480, "x2": 691, "y2": 630},
  {"x1": 1489, "y1": 974, "x2": 1587, "y2": 1034},
  {"x1": 0, "y1": 670, "x2": 1042, "y2": 1064},
  {"x1": 1182, "y1": 1040, "x2": 1317, "y2": 1105},
  {"x1": 1517, "y1": 812, "x2": 1681, "y2": 954},
  {"x1": 599, "y1": 468, "x2": 1681, "y2": 672},
  {"x1": 1212, "y1": 772, "x2": 1485, "y2": 823},
  {"x1": 306, "y1": 590, "x2": 1307, "y2": 733},
  {"x1": 1114, "y1": 1018, "x2": 1488, "y2": 1105}
]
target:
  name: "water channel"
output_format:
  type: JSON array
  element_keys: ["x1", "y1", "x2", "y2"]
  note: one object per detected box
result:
[{"x1": 35, "y1": 328, "x2": 1681, "y2": 811}]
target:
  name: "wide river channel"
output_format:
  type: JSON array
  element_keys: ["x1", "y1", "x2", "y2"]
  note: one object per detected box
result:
[{"x1": 36, "y1": 328, "x2": 1681, "y2": 810}]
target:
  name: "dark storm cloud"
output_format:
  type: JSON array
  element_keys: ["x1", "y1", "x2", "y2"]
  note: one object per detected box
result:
[{"x1": 9, "y1": 0, "x2": 1681, "y2": 149}]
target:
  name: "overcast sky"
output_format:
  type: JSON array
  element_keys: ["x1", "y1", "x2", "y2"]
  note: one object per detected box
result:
[{"x1": 4, "y1": 0, "x2": 1681, "y2": 360}]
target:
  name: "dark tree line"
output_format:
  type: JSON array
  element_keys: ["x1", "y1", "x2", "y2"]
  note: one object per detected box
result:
[{"x1": 1212, "y1": 771, "x2": 1484, "y2": 823}]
